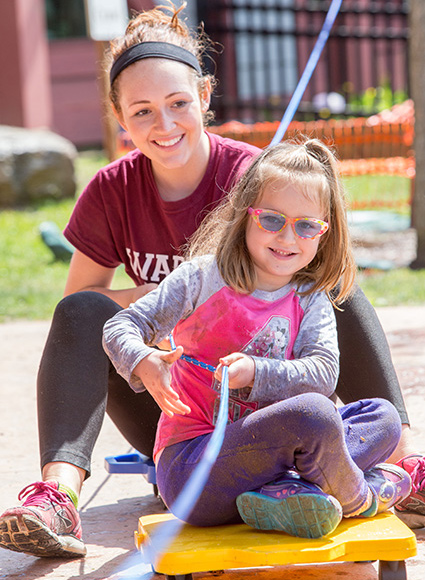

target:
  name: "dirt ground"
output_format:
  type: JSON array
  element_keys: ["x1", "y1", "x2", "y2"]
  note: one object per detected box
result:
[
  {"x1": 352, "y1": 227, "x2": 417, "y2": 269},
  {"x1": 0, "y1": 306, "x2": 425, "y2": 579}
]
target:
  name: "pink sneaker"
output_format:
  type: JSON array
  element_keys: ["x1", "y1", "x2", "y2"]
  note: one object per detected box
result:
[
  {"x1": 395, "y1": 454, "x2": 425, "y2": 529},
  {"x1": 0, "y1": 481, "x2": 86, "y2": 558}
]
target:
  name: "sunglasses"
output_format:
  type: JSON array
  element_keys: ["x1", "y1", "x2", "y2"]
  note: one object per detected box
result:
[{"x1": 248, "y1": 207, "x2": 329, "y2": 240}]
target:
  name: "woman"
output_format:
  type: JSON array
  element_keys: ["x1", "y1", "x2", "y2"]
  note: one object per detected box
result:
[{"x1": 0, "y1": 2, "x2": 422, "y2": 560}]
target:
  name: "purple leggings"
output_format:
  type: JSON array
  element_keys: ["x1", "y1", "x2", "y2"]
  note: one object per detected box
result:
[{"x1": 156, "y1": 394, "x2": 401, "y2": 526}]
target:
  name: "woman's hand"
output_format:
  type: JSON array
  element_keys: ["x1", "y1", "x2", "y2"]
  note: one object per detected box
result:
[
  {"x1": 130, "y1": 283, "x2": 158, "y2": 302},
  {"x1": 214, "y1": 352, "x2": 255, "y2": 390},
  {"x1": 133, "y1": 346, "x2": 191, "y2": 417}
]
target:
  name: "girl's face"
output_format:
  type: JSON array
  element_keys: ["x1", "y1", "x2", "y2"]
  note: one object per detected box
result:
[
  {"x1": 113, "y1": 58, "x2": 211, "y2": 174},
  {"x1": 246, "y1": 180, "x2": 326, "y2": 292}
]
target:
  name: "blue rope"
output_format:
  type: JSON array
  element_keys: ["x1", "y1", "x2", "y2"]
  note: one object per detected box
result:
[
  {"x1": 169, "y1": 334, "x2": 217, "y2": 372},
  {"x1": 116, "y1": 363, "x2": 229, "y2": 579},
  {"x1": 146, "y1": 366, "x2": 229, "y2": 555},
  {"x1": 269, "y1": 0, "x2": 343, "y2": 146},
  {"x1": 139, "y1": 365, "x2": 229, "y2": 577},
  {"x1": 180, "y1": 354, "x2": 216, "y2": 373},
  {"x1": 128, "y1": 336, "x2": 228, "y2": 575}
]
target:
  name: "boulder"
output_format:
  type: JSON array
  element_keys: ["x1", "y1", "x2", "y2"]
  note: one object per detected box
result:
[{"x1": 0, "y1": 125, "x2": 77, "y2": 206}]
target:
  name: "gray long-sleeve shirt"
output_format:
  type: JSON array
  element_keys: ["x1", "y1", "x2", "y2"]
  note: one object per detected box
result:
[{"x1": 103, "y1": 255, "x2": 339, "y2": 404}]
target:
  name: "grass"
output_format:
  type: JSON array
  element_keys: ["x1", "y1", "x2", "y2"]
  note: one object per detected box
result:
[
  {"x1": 0, "y1": 151, "x2": 127, "y2": 322},
  {"x1": 0, "y1": 154, "x2": 423, "y2": 323},
  {"x1": 358, "y1": 268, "x2": 425, "y2": 307},
  {"x1": 0, "y1": 201, "x2": 74, "y2": 321},
  {"x1": 344, "y1": 174, "x2": 411, "y2": 213}
]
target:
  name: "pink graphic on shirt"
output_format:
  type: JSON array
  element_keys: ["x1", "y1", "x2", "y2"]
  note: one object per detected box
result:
[{"x1": 245, "y1": 317, "x2": 291, "y2": 359}]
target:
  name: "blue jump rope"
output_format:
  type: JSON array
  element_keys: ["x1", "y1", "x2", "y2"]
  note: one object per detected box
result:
[
  {"x1": 121, "y1": 349, "x2": 229, "y2": 578},
  {"x1": 118, "y1": 1, "x2": 343, "y2": 576},
  {"x1": 270, "y1": 0, "x2": 343, "y2": 146}
]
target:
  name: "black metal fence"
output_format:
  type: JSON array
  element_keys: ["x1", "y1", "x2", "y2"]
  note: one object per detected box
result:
[{"x1": 197, "y1": 0, "x2": 410, "y2": 124}]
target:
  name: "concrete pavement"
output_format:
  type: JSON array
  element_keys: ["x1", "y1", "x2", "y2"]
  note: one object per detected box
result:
[{"x1": 0, "y1": 306, "x2": 424, "y2": 579}]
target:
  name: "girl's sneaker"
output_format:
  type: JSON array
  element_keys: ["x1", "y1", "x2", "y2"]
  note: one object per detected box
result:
[
  {"x1": 0, "y1": 481, "x2": 86, "y2": 558},
  {"x1": 236, "y1": 471, "x2": 343, "y2": 539},
  {"x1": 346, "y1": 463, "x2": 412, "y2": 518},
  {"x1": 365, "y1": 463, "x2": 412, "y2": 514}
]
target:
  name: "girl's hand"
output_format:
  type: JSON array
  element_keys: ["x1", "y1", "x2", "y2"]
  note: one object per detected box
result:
[
  {"x1": 133, "y1": 346, "x2": 191, "y2": 417},
  {"x1": 156, "y1": 335, "x2": 172, "y2": 351},
  {"x1": 214, "y1": 352, "x2": 255, "y2": 390}
]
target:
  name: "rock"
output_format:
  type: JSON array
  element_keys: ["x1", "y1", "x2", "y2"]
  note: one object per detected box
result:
[{"x1": 0, "y1": 125, "x2": 77, "y2": 206}]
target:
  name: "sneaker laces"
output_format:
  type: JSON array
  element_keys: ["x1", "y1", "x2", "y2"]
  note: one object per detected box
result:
[
  {"x1": 409, "y1": 458, "x2": 425, "y2": 493},
  {"x1": 18, "y1": 482, "x2": 70, "y2": 508}
]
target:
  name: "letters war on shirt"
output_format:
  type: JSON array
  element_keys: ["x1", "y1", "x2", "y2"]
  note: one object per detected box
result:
[{"x1": 126, "y1": 248, "x2": 185, "y2": 283}]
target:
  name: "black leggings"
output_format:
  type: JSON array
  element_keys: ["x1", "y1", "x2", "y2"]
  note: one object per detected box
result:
[{"x1": 37, "y1": 288, "x2": 408, "y2": 476}]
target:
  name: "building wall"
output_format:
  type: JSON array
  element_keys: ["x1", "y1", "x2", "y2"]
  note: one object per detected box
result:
[
  {"x1": 49, "y1": 38, "x2": 103, "y2": 147},
  {"x1": 0, "y1": 0, "x2": 51, "y2": 128},
  {"x1": 1, "y1": 1, "x2": 408, "y2": 147}
]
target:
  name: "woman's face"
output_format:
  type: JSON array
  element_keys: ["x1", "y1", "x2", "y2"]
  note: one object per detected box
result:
[{"x1": 113, "y1": 58, "x2": 211, "y2": 172}]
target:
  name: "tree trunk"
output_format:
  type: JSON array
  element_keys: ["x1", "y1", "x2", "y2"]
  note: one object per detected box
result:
[{"x1": 409, "y1": 0, "x2": 425, "y2": 268}]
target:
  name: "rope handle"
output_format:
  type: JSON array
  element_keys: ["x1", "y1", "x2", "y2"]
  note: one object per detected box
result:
[{"x1": 168, "y1": 333, "x2": 217, "y2": 372}]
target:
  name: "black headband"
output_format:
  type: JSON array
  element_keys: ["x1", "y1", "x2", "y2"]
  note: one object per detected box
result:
[{"x1": 110, "y1": 41, "x2": 202, "y2": 85}]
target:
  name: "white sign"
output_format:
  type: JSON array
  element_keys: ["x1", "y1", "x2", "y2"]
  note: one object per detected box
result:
[{"x1": 85, "y1": 0, "x2": 129, "y2": 41}]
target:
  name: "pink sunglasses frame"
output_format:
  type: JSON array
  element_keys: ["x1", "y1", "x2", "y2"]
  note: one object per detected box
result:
[{"x1": 248, "y1": 207, "x2": 329, "y2": 240}]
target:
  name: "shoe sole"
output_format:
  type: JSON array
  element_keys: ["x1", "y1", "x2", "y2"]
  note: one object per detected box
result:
[
  {"x1": 0, "y1": 514, "x2": 86, "y2": 558},
  {"x1": 236, "y1": 492, "x2": 341, "y2": 539}
]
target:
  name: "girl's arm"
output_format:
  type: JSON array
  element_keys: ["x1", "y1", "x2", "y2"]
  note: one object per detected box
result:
[
  {"x1": 64, "y1": 249, "x2": 158, "y2": 308},
  {"x1": 103, "y1": 259, "x2": 203, "y2": 411},
  {"x1": 248, "y1": 291, "x2": 339, "y2": 402}
]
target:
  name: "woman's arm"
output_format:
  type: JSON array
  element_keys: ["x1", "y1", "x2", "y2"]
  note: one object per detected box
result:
[
  {"x1": 103, "y1": 258, "x2": 203, "y2": 390},
  {"x1": 64, "y1": 249, "x2": 157, "y2": 308}
]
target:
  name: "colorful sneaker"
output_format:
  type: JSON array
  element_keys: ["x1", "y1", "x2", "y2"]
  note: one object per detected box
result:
[
  {"x1": 0, "y1": 481, "x2": 86, "y2": 558},
  {"x1": 357, "y1": 463, "x2": 412, "y2": 517},
  {"x1": 394, "y1": 454, "x2": 425, "y2": 529},
  {"x1": 236, "y1": 471, "x2": 343, "y2": 539}
]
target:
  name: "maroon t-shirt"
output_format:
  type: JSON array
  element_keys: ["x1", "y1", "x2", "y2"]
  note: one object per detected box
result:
[{"x1": 64, "y1": 132, "x2": 260, "y2": 285}]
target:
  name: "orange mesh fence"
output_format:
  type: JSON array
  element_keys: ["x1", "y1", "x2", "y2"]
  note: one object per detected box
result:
[
  {"x1": 116, "y1": 101, "x2": 415, "y2": 210},
  {"x1": 207, "y1": 118, "x2": 414, "y2": 165}
]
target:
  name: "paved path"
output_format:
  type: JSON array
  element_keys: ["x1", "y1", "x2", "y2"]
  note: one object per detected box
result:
[{"x1": 0, "y1": 307, "x2": 424, "y2": 579}]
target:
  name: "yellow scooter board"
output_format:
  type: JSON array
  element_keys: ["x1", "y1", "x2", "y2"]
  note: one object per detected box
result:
[{"x1": 135, "y1": 511, "x2": 416, "y2": 580}]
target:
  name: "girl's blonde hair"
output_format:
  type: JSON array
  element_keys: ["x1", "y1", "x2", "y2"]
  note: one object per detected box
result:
[
  {"x1": 188, "y1": 138, "x2": 357, "y2": 306},
  {"x1": 106, "y1": 1, "x2": 216, "y2": 121}
]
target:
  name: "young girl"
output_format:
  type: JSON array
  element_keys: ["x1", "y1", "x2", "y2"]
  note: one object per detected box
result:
[{"x1": 103, "y1": 139, "x2": 411, "y2": 538}]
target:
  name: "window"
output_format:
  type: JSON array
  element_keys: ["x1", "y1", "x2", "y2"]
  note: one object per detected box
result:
[
  {"x1": 45, "y1": 0, "x2": 87, "y2": 39},
  {"x1": 233, "y1": 0, "x2": 297, "y2": 100}
]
